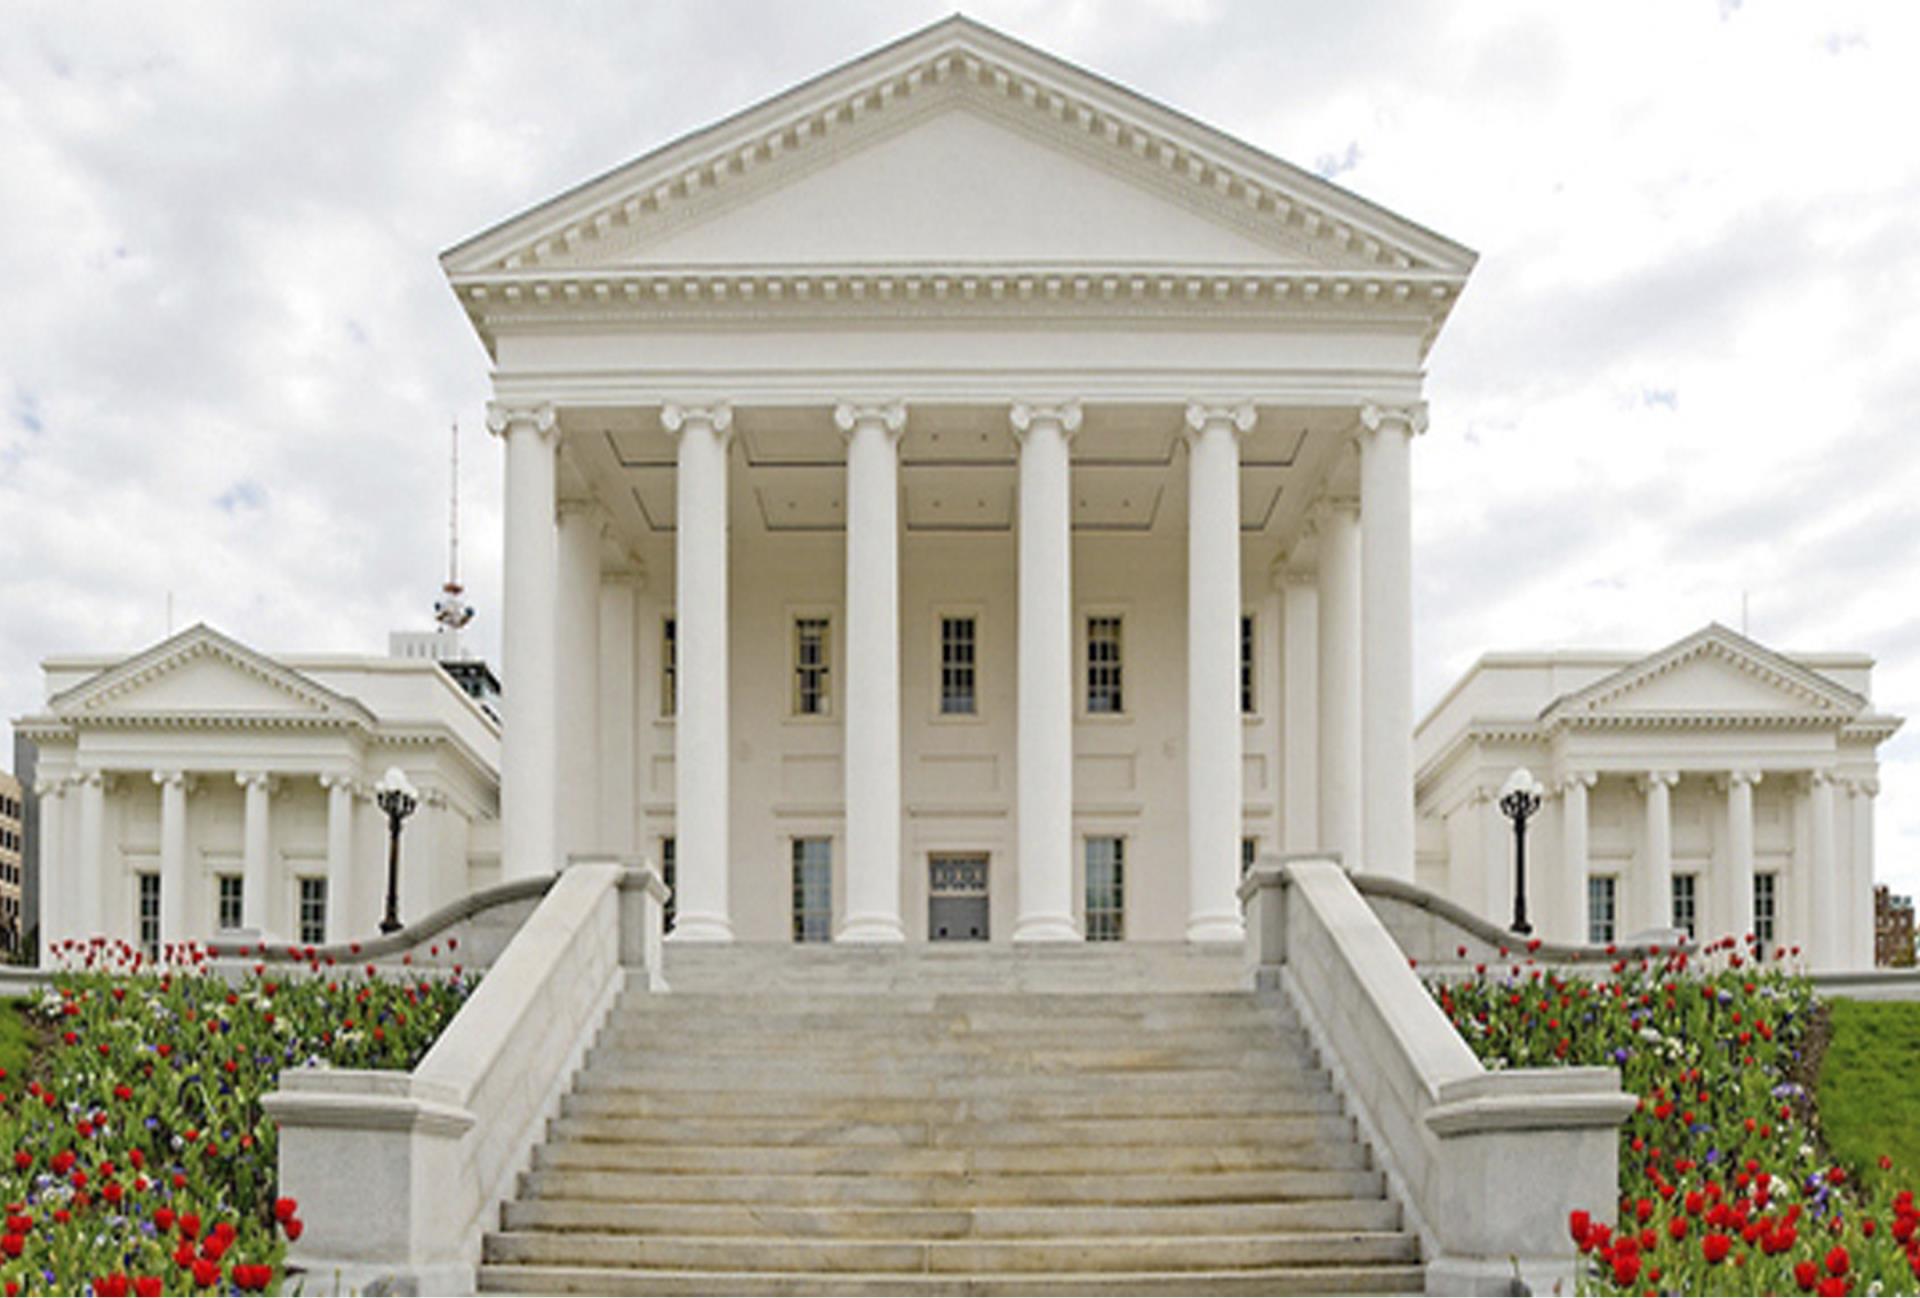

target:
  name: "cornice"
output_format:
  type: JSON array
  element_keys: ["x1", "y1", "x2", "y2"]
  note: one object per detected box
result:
[{"x1": 1540, "y1": 624, "x2": 1867, "y2": 726}]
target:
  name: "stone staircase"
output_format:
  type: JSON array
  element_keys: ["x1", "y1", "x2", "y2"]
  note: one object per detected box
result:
[{"x1": 476, "y1": 944, "x2": 1421, "y2": 1296}]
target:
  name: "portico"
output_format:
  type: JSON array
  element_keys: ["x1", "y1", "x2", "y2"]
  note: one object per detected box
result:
[{"x1": 446, "y1": 17, "x2": 1476, "y2": 942}]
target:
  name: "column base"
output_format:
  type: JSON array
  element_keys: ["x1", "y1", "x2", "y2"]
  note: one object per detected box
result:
[
  {"x1": 837, "y1": 914, "x2": 906, "y2": 943},
  {"x1": 1012, "y1": 915, "x2": 1082, "y2": 943},
  {"x1": 665, "y1": 913, "x2": 734, "y2": 943},
  {"x1": 1186, "y1": 912, "x2": 1247, "y2": 944}
]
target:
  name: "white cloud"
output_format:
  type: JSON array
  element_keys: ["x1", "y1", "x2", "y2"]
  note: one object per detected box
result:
[{"x1": 2, "y1": 0, "x2": 1915, "y2": 896}]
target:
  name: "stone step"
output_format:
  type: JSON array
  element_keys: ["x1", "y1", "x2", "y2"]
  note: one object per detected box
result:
[
  {"x1": 481, "y1": 1229, "x2": 1421, "y2": 1275},
  {"x1": 591, "y1": 1024, "x2": 1308, "y2": 1054},
  {"x1": 517, "y1": 1167, "x2": 1388, "y2": 1209},
  {"x1": 545, "y1": 1113, "x2": 1353, "y2": 1150},
  {"x1": 531, "y1": 1139, "x2": 1368, "y2": 1177},
  {"x1": 500, "y1": 1198, "x2": 1403, "y2": 1240},
  {"x1": 570, "y1": 1062, "x2": 1328, "y2": 1097},
  {"x1": 605, "y1": 1000, "x2": 1295, "y2": 1028},
  {"x1": 558, "y1": 1085, "x2": 1340, "y2": 1123},
  {"x1": 583, "y1": 1043, "x2": 1314, "y2": 1076},
  {"x1": 476, "y1": 1263, "x2": 1426, "y2": 1296}
]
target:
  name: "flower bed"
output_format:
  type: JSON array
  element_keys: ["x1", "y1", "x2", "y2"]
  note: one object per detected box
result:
[
  {"x1": 1431, "y1": 938, "x2": 1919, "y2": 1295},
  {"x1": 2, "y1": 938, "x2": 473, "y2": 1296}
]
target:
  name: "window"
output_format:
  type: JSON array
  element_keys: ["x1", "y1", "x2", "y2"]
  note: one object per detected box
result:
[
  {"x1": 939, "y1": 616, "x2": 978, "y2": 715},
  {"x1": 792, "y1": 837, "x2": 832, "y2": 943},
  {"x1": 217, "y1": 875, "x2": 244, "y2": 932},
  {"x1": 1588, "y1": 876, "x2": 1617, "y2": 945},
  {"x1": 660, "y1": 836, "x2": 676, "y2": 935},
  {"x1": 1085, "y1": 837, "x2": 1125, "y2": 942},
  {"x1": 1672, "y1": 874, "x2": 1697, "y2": 940},
  {"x1": 793, "y1": 617, "x2": 832, "y2": 716},
  {"x1": 1242, "y1": 837, "x2": 1258, "y2": 877},
  {"x1": 1086, "y1": 616, "x2": 1124, "y2": 713},
  {"x1": 1240, "y1": 614, "x2": 1256, "y2": 714},
  {"x1": 298, "y1": 878, "x2": 328, "y2": 946},
  {"x1": 1755, "y1": 873, "x2": 1777, "y2": 949},
  {"x1": 661, "y1": 617, "x2": 677, "y2": 717},
  {"x1": 137, "y1": 873, "x2": 160, "y2": 961}
]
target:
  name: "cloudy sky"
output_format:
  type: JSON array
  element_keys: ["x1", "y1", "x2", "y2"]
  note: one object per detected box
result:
[{"x1": 3, "y1": 1, "x2": 1916, "y2": 894}]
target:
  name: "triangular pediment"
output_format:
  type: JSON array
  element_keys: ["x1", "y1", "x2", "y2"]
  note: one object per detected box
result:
[
  {"x1": 443, "y1": 16, "x2": 1474, "y2": 281},
  {"x1": 1543, "y1": 625, "x2": 1867, "y2": 724},
  {"x1": 50, "y1": 624, "x2": 371, "y2": 726}
]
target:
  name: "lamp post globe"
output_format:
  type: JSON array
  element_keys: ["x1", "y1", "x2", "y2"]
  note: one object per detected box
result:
[
  {"x1": 1499, "y1": 766, "x2": 1545, "y2": 937},
  {"x1": 375, "y1": 767, "x2": 419, "y2": 935}
]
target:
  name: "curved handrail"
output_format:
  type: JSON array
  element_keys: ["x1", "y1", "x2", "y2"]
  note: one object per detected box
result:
[
  {"x1": 203, "y1": 873, "x2": 558, "y2": 964},
  {"x1": 1354, "y1": 870, "x2": 1703, "y2": 964}
]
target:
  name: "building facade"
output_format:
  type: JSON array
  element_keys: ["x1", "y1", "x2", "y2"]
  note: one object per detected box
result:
[
  {"x1": 1876, "y1": 885, "x2": 1915, "y2": 967},
  {"x1": 1415, "y1": 625, "x2": 1900, "y2": 969},
  {"x1": 0, "y1": 769, "x2": 22, "y2": 953},
  {"x1": 15, "y1": 625, "x2": 500, "y2": 951},
  {"x1": 445, "y1": 16, "x2": 1474, "y2": 944}
]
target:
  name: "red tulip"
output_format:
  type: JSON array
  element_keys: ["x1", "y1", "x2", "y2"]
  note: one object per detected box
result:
[
  {"x1": 1826, "y1": 1246, "x2": 1850, "y2": 1276},
  {"x1": 1703, "y1": 1232, "x2": 1733, "y2": 1263}
]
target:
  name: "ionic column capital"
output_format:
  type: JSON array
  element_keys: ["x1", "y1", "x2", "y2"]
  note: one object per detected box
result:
[
  {"x1": 1636, "y1": 770, "x2": 1679, "y2": 793},
  {"x1": 152, "y1": 770, "x2": 197, "y2": 795},
  {"x1": 660, "y1": 402, "x2": 734, "y2": 440},
  {"x1": 1807, "y1": 769, "x2": 1840, "y2": 790},
  {"x1": 1558, "y1": 770, "x2": 1598, "y2": 795},
  {"x1": 833, "y1": 401, "x2": 907, "y2": 440},
  {"x1": 1358, "y1": 401, "x2": 1430, "y2": 439},
  {"x1": 484, "y1": 401, "x2": 558, "y2": 439},
  {"x1": 1854, "y1": 776, "x2": 1881, "y2": 798},
  {"x1": 75, "y1": 769, "x2": 106, "y2": 792},
  {"x1": 556, "y1": 496, "x2": 612, "y2": 532},
  {"x1": 318, "y1": 772, "x2": 358, "y2": 794},
  {"x1": 1718, "y1": 770, "x2": 1763, "y2": 792},
  {"x1": 33, "y1": 776, "x2": 68, "y2": 799},
  {"x1": 1307, "y1": 491, "x2": 1361, "y2": 526},
  {"x1": 1270, "y1": 550, "x2": 1318, "y2": 589},
  {"x1": 1008, "y1": 400, "x2": 1082, "y2": 440},
  {"x1": 1183, "y1": 401, "x2": 1256, "y2": 441},
  {"x1": 235, "y1": 771, "x2": 277, "y2": 795}
]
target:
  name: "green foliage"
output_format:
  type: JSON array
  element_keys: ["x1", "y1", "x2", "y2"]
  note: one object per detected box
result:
[
  {"x1": 1820, "y1": 1000, "x2": 1920, "y2": 1192},
  {"x1": 0, "y1": 941, "x2": 472, "y2": 1295},
  {"x1": 1432, "y1": 944, "x2": 1920, "y2": 1295}
]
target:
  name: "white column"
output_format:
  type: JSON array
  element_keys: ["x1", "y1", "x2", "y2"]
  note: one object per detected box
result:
[
  {"x1": 1809, "y1": 771, "x2": 1839, "y2": 968},
  {"x1": 486, "y1": 401, "x2": 560, "y2": 880},
  {"x1": 1475, "y1": 787, "x2": 1507, "y2": 923},
  {"x1": 238, "y1": 772, "x2": 273, "y2": 934},
  {"x1": 76, "y1": 771, "x2": 105, "y2": 938},
  {"x1": 155, "y1": 771, "x2": 190, "y2": 948},
  {"x1": 322, "y1": 774, "x2": 356, "y2": 942},
  {"x1": 1358, "y1": 403, "x2": 1425, "y2": 882},
  {"x1": 1722, "y1": 771, "x2": 1759, "y2": 947},
  {"x1": 1010, "y1": 401, "x2": 1081, "y2": 942},
  {"x1": 1184, "y1": 402, "x2": 1254, "y2": 942},
  {"x1": 1850, "y1": 778, "x2": 1878, "y2": 969},
  {"x1": 556, "y1": 498, "x2": 605, "y2": 858},
  {"x1": 1279, "y1": 563, "x2": 1320, "y2": 853},
  {"x1": 33, "y1": 778, "x2": 68, "y2": 945},
  {"x1": 837, "y1": 401, "x2": 908, "y2": 943},
  {"x1": 1314, "y1": 497, "x2": 1363, "y2": 868},
  {"x1": 598, "y1": 568, "x2": 642, "y2": 856},
  {"x1": 1638, "y1": 771, "x2": 1676, "y2": 934},
  {"x1": 1560, "y1": 772, "x2": 1594, "y2": 942},
  {"x1": 663, "y1": 402, "x2": 735, "y2": 942}
]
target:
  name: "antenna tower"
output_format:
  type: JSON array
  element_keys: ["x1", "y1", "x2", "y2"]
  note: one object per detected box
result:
[{"x1": 434, "y1": 419, "x2": 475, "y2": 634}]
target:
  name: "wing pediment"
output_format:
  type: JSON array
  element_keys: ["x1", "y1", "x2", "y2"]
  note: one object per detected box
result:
[
  {"x1": 51, "y1": 625, "x2": 371, "y2": 726},
  {"x1": 1543, "y1": 625, "x2": 1866, "y2": 725}
]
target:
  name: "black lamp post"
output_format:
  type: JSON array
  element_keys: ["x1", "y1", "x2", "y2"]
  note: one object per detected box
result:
[
  {"x1": 375, "y1": 767, "x2": 418, "y2": 935},
  {"x1": 1499, "y1": 766, "x2": 1545, "y2": 937}
]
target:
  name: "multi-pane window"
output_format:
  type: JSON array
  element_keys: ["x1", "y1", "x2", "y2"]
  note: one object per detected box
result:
[
  {"x1": 1085, "y1": 837, "x2": 1125, "y2": 942},
  {"x1": 137, "y1": 873, "x2": 160, "y2": 960},
  {"x1": 217, "y1": 876, "x2": 244, "y2": 932},
  {"x1": 298, "y1": 878, "x2": 328, "y2": 946},
  {"x1": 792, "y1": 838, "x2": 832, "y2": 943},
  {"x1": 1588, "y1": 876, "x2": 1617, "y2": 945},
  {"x1": 793, "y1": 618, "x2": 832, "y2": 716},
  {"x1": 660, "y1": 836, "x2": 676, "y2": 934},
  {"x1": 1086, "y1": 616, "x2": 1124, "y2": 713},
  {"x1": 661, "y1": 618, "x2": 677, "y2": 717},
  {"x1": 1672, "y1": 874, "x2": 1697, "y2": 940},
  {"x1": 940, "y1": 616, "x2": 978, "y2": 715},
  {"x1": 1755, "y1": 873, "x2": 1777, "y2": 949},
  {"x1": 1240, "y1": 614, "x2": 1256, "y2": 714}
]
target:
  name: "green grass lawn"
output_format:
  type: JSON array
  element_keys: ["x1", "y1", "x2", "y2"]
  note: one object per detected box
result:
[
  {"x1": 1820, "y1": 998, "x2": 1920, "y2": 1183},
  {"x1": 0, "y1": 998, "x2": 35, "y2": 1080}
]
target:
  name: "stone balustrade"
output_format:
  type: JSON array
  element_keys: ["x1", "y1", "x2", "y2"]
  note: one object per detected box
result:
[{"x1": 1242, "y1": 856, "x2": 1635, "y2": 1295}]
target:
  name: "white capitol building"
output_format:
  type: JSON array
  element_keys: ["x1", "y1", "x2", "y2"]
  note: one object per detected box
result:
[{"x1": 17, "y1": 16, "x2": 1899, "y2": 971}]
